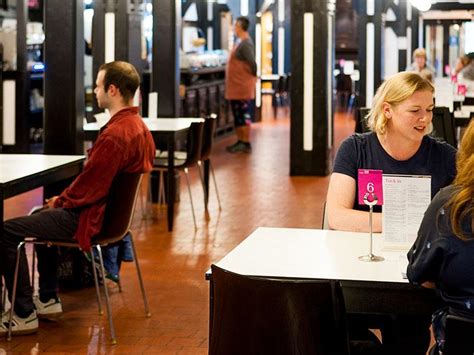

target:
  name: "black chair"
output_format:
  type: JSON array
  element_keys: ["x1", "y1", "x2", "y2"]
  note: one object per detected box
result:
[
  {"x1": 272, "y1": 75, "x2": 286, "y2": 117},
  {"x1": 431, "y1": 107, "x2": 457, "y2": 147},
  {"x1": 355, "y1": 107, "x2": 371, "y2": 133},
  {"x1": 443, "y1": 314, "x2": 474, "y2": 355},
  {"x1": 209, "y1": 264, "x2": 350, "y2": 355},
  {"x1": 7, "y1": 173, "x2": 151, "y2": 343},
  {"x1": 198, "y1": 114, "x2": 222, "y2": 210},
  {"x1": 153, "y1": 121, "x2": 204, "y2": 229}
]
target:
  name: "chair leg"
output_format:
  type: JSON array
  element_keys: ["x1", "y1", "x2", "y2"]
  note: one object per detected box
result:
[
  {"x1": 2, "y1": 281, "x2": 6, "y2": 313},
  {"x1": 128, "y1": 233, "x2": 151, "y2": 317},
  {"x1": 158, "y1": 170, "x2": 166, "y2": 206},
  {"x1": 184, "y1": 168, "x2": 198, "y2": 230},
  {"x1": 90, "y1": 251, "x2": 103, "y2": 316},
  {"x1": 210, "y1": 162, "x2": 222, "y2": 211},
  {"x1": 196, "y1": 161, "x2": 206, "y2": 210},
  {"x1": 95, "y1": 245, "x2": 117, "y2": 344},
  {"x1": 8, "y1": 241, "x2": 26, "y2": 341},
  {"x1": 31, "y1": 245, "x2": 36, "y2": 296}
]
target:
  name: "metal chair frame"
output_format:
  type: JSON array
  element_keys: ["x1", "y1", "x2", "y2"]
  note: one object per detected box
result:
[{"x1": 4, "y1": 173, "x2": 151, "y2": 343}]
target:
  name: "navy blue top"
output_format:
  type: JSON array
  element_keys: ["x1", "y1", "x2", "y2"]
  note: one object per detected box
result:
[
  {"x1": 332, "y1": 132, "x2": 457, "y2": 211},
  {"x1": 407, "y1": 185, "x2": 474, "y2": 313}
]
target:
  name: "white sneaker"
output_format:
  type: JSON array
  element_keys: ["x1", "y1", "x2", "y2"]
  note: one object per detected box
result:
[
  {"x1": 34, "y1": 297, "x2": 63, "y2": 319},
  {"x1": 0, "y1": 311, "x2": 38, "y2": 336}
]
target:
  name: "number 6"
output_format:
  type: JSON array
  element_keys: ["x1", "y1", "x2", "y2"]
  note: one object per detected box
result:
[{"x1": 367, "y1": 182, "x2": 374, "y2": 193}]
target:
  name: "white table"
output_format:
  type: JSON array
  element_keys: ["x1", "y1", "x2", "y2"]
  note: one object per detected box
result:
[
  {"x1": 83, "y1": 117, "x2": 203, "y2": 134},
  {"x1": 83, "y1": 117, "x2": 204, "y2": 231},
  {"x1": 0, "y1": 154, "x2": 85, "y2": 312},
  {"x1": 207, "y1": 227, "x2": 438, "y2": 317},
  {"x1": 210, "y1": 227, "x2": 407, "y2": 283}
]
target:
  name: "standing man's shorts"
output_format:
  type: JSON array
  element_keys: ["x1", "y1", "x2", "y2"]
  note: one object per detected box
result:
[{"x1": 230, "y1": 100, "x2": 252, "y2": 127}]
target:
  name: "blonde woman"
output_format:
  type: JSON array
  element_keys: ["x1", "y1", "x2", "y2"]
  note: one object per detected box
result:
[
  {"x1": 408, "y1": 120, "x2": 474, "y2": 354},
  {"x1": 326, "y1": 71, "x2": 456, "y2": 233},
  {"x1": 326, "y1": 72, "x2": 457, "y2": 354}
]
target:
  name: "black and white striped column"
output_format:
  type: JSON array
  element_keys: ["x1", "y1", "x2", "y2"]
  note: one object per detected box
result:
[{"x1": 290, "y1": 0, "x2": 335, "y2": 176}]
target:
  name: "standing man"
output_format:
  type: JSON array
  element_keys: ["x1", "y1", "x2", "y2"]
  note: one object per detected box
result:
[
  {"x1": 0, "y1": 61, "x2": 155, "y2": 336},
  {"x1": 225, "y1": 16, "x2": 257, "y2": 154}
]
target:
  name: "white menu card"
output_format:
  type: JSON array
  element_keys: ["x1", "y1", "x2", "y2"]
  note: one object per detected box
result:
[{"x1": 382, "y1": 174, "x2": 431, "y2": 250}]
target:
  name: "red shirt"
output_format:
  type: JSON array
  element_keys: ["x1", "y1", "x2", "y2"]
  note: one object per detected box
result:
[{"x1": 54, "y1": 107, "x2": 155, "y2": 250}]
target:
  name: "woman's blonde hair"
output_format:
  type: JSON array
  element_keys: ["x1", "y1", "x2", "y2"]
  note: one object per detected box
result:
[
  {"x1": 446, "y1": 120, "x2": 474, "y2": 240},
  {"x1": 413, "y1": 47, "x2": 427, "y2": 60},
  {"x1": 366, "y1": 72, "x2": 434, "y2": 135}
]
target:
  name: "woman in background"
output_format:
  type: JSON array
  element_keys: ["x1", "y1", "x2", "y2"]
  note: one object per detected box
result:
[
  {"x1": 406, "y1": 48, "x2": 436, "y2": 82},
  {"x1": 407, "y1": 120, "x2": 474, "y2": 354}
]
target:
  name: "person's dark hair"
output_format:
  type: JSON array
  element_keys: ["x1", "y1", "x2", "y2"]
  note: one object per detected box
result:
[
  {"x1": 236, "y1": 17, "x2": 250, "y2": 32},
  {"x1": 99, "y1": 61, "x2": 140, "y2": 103}
]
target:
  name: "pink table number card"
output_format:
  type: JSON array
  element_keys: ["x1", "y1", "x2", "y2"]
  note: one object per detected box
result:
[{"x1": 358, "y1": 169, "x2": 383, "y2": 206}]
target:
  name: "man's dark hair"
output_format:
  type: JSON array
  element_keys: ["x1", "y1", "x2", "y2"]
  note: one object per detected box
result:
[
  {"x1": 99, "y1": 61, "x2": 140, "y2": 102},
  {"x1": 236, "y1": 17, "x2": 250, "y2": 32}
]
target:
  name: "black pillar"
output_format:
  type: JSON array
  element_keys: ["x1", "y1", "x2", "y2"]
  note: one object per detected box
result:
[
  {"x1": 290, "y1": 0, "x2": 335, "y2": 176},
  {"x1": 152, "y1": 0, "x2": 181, "y2": 117},
  {"x1": 356, "y1": 0, "x2": 383, "y2": 108},
  {"x1": 15, "y1": 0, "x2": 28, "y2": 152},
  {"x1": 115, "y1": 0, "x2": 144, "y2": 73},
  {"x1": 2, "y1": 0, "x2": 28, "y2": 153},
  {"x1": 92, "y1": 0, "x2": 106, "y2": 114},
  {"x1": 43, "y1": 0, "x2": 84, "y2": 155}
]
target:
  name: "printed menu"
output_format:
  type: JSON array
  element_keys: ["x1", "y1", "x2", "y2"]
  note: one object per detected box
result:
[{"x1": 382, "y1": 174, "x2": 431, "y2": 250}]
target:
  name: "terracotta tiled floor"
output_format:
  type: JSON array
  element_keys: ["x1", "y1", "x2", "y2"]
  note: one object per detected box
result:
[{"x1": 1, "y1": 101, "x2": 355, "y2": 354}]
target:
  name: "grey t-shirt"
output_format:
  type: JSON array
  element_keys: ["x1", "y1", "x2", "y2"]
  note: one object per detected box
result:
[{"x1": 235, "y1": 38, "x2": 257, "y2": 76}]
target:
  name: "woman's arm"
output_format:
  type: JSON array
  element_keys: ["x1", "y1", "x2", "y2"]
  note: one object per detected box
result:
[{"x1": 326, "y1": 172, "x2": 382, "y2": 232}]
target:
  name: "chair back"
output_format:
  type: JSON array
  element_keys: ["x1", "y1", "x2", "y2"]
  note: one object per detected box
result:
[
  {"x1": 209, "y1": 265, "x2": 350, "y2": 355},
  {"x1": 182, "y1": 121, "x2": 204, "y2": 168},
  {"x1": 444, "y1": 314, "x2": 474, "y2": 354},
  {"x1": 200, "y1": 114, "x2": 217, "y2": 162},
  {"x1": 431, "y1": 107, "x2": 457, "y2": 147},
  {"x1": 95, "y1": 172, "x2": 143, "y2": 245},
  {"x1": 355, "y1": 107, "x2": 370, "y2": 133}
]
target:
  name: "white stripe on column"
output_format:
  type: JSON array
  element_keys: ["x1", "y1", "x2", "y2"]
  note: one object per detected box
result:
[
  {"x1": 240, "y1": 0, "x2": 248, "y2": 16},
  {"x1": 418, "y1": 16, "x2": 423, "y2": 48},
  {"x1": 255, "y1": 23, "x2": 262, "y2": 108},
  {"x1": 278, "y1": 27, "x2": 285, "y2": 75},
  {"x1": 303, "y1": 13, "x2": 314, "y2": 152},
  {"x1": 278, "y1": 0, "x2": 285, "y2": 22},
  {"x1": 207, "y1": 2, "x2": 213, "y2": 21},
  {"x1": 407, "y1": 27, "x2": 412, "y2": 67},
  {"x1": 327, "y1": 10, "x2": 333, "y2": 149},
  {"x1": 366, "y1": 22, "x2": 375, "y2": 108},
  {"x1": 367, "y1": 0, "x2": 375, "y2": 16},
  {"x1": 207, "y1": 27, "x2": 214, "y2": 50},
  {"x1": 105, "y1": 12, "x2": 115, "y2": 63},
  {"x1": 3, "y1": 80, "x2": 16, "y2": 145}
]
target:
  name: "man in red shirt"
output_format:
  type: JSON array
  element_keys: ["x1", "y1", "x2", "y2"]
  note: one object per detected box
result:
[{"x1": 0, "y1": 61, "x2": 155, "y2": 336}]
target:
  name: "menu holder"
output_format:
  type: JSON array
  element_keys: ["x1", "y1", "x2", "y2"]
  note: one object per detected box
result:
[{"x1": 358, "y1": 169, "x2": 384, "y2": 262}]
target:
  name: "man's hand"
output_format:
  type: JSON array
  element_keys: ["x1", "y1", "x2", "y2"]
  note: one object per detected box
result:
[{"x1": 45, "y1": 196, "x2": 59, "y2": 208}]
